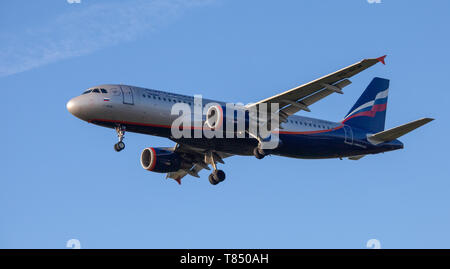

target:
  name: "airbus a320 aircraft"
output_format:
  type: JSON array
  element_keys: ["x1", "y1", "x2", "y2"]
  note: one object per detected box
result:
[{"x1": 67, "y1": 56, "x2": 433, "y2": 185}]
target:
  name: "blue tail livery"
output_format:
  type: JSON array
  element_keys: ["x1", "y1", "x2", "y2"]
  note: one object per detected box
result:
[{"x1": 342, "y1": 77, "x2": 389, "y2": 133}]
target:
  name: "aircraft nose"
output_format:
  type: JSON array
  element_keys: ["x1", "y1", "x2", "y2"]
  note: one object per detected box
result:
[
  {"x1": 66, "y1": 98, "x2": 79, "y2": 115},
  {"x1": 66, "y1": 97, "x2": 87, "y2": 120}
]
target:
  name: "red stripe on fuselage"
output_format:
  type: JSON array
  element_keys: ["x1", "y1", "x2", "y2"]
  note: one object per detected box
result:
[
  {"x1": 89, "y1": 118, "x2": 172, "y2": 128},
  {"x1": 89, "y1": 119, "x2": 216, "y2": 130},
  {"x1": 89, "y1": 119, "x2": 342, "y2": 135}
]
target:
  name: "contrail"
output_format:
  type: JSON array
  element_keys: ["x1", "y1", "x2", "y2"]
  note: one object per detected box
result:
[{"x1": 0, "y1": 0, "x2": 215, "y2": 77}]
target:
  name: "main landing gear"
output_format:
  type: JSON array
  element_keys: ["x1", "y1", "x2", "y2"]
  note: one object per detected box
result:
[
  {"x1": 114, "y1": 125, "x2": 126, "y2": 152},
  {"x1": 209, "y1": 170, "x2": 226, "y2": 186},
  {"x1": 205, "y1": 151, "x2": 226, "y2": 185},
  {"x1": 246, "y1": 131, "x2": 270, "y2": 160},
  {"x1": 253, "y1": 140, "x2": 273, "y2": 159},
  {"x1": 253, "y1": 147, "x2": 267, "y2": 159}
]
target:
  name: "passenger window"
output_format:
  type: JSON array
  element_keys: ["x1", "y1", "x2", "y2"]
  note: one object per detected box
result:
[{"x1": 101, "y1": 89, "x2": 108, "y2": 93}]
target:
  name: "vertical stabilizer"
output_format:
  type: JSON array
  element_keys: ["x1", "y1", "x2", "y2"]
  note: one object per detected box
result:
[{"x1": 342, "y1": 77, "x2": 389, "y2": 133}]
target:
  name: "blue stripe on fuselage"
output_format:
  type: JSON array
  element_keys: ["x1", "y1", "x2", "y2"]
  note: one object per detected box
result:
[{"x1": 90, "y1": 119, "x2": 403, "y2": 159}]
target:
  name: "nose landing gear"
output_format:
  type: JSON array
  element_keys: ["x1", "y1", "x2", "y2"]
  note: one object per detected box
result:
[
  {"x1": 114, "y1": 125, "x2": 126, "y2": 152},
  {"x1": 114, "y1": 141, "x2": 125, "y2": 152}
]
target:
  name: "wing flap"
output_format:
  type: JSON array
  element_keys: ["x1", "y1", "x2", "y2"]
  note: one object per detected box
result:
[
  {"x1": 278, "y1": 79, "x2": 353, "y2": 120},
  {"x1": 166, "y1": 144, "x2": 233, "y2": 184}
]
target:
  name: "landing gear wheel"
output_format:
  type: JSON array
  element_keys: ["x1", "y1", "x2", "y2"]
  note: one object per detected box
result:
[
  {"x1": 114, "y1": 125, "x2": 126, "y2": 152},
  {"x1": 209, "y1": 174, "x2": 219, "y2": 185},
  {"x1": 114, "y1": 142, "x2": 125, "y2": 152},
  {"x1": 209, "y1": 170, "x2": 226, "y2": 185},
  {"x1": 214, "y1": 170, "x2": 226, "y2": 182},
  {"x1": 253, "y1": 147, "x2": 265, "y2": 159}
]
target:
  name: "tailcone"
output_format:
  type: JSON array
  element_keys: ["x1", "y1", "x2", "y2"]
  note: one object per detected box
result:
[{"x1": 387, "y1": 139, "x2": 404, "y2": 151}]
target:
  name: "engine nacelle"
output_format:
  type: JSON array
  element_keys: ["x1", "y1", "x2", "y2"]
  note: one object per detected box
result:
[{"x1": 140, "y1": 147, "x2": 182, "y2": 173}]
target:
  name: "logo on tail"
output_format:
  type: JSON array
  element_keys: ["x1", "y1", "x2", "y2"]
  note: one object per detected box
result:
[
  {"x1": 343, "y1": 89, "x2": 388, "y2": 121},
  {"x1": 342, "y1": 77, "x2": 389, "y2": 133}
]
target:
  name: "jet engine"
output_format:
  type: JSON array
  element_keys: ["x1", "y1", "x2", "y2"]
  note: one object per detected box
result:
[{"x1": 140, "y1": 147, "x2": 184, "y2": 173}]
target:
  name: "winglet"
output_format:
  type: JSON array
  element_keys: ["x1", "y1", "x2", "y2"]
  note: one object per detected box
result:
[
  {"x1": 376, "y1": 55, "x2": 387, "y2": 65},
  {"x1": 174, "y1": 177, "x2": 182, "y2": 185}
]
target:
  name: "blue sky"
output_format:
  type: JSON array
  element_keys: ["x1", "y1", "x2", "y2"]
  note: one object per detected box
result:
[{"x1": 1, "y1": 0, "x2": 449, "y2": 249}]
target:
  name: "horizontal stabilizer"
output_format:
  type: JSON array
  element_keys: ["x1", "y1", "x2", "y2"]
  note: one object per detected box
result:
[{"x1": 368, "y1": 118, "x2": 434, "y2": 144}]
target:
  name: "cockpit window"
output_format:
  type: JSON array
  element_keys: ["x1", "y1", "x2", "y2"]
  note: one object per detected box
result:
[
  {"x1": 92, "y1": 88, "x2": 100, "y2": 93},
  {"x1": 100, "y1": 88, "x2": 108, "y2": 94},
  {"x1": 82, "y1": 90, "x2": 92, "y2": 94}
]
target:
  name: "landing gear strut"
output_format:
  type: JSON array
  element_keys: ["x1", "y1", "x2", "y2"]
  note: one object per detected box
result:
[
  {"x1": 205, "y1": 151, "x2": 226, "y2": 185},
  {"x1": 114, "y1": 125, "x2": 126, "y2": 152}
]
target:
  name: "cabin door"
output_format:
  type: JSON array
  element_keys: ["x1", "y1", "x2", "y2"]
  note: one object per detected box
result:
[{"x1": 120, "y1": 86, "x2": 134, "y2": 105}]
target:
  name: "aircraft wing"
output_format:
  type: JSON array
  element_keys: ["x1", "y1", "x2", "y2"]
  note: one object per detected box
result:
[
  {"x1": 246, "y1": 56, "x2": 387, "y2": 123},
  {"x1": 166, "y1": 143, "x2": 233, "y2": 184}
]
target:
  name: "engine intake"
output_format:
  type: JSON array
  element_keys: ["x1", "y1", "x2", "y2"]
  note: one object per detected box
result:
[{"x1": 140, "y1": 147, "x2": 183, "y2": 173}]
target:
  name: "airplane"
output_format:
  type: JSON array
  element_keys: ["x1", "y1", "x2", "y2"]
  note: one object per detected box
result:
[{"x1": 66, "y1": 56, "x2": 433, "y2": 185}]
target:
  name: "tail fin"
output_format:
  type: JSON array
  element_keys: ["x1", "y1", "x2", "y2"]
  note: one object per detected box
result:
[{"x1": 342, "y1": 77, "x2": 389, "y2": 133}]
